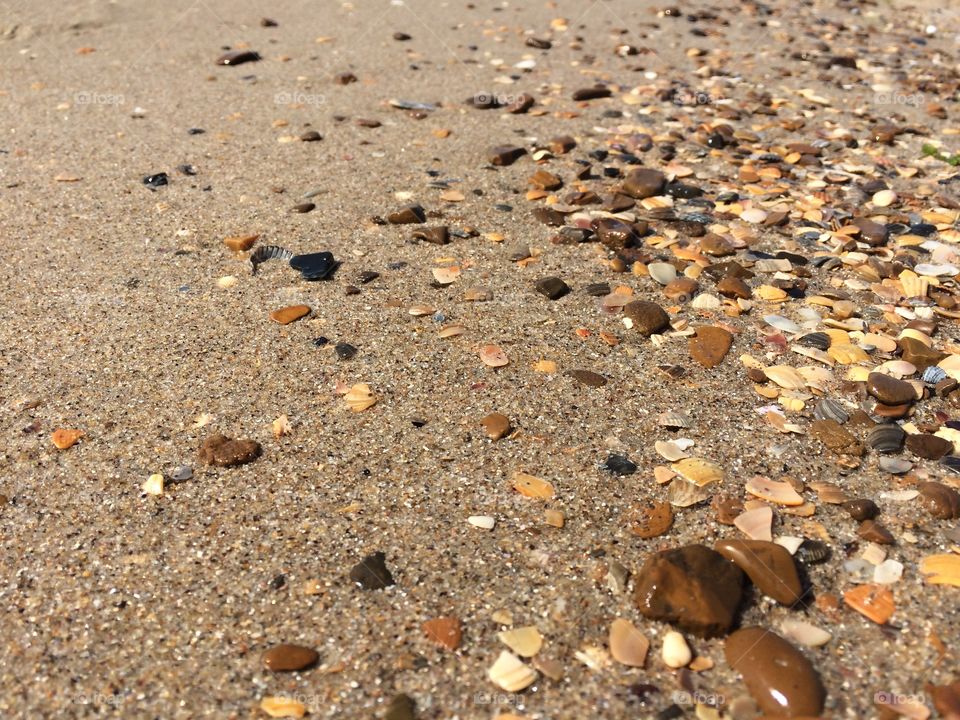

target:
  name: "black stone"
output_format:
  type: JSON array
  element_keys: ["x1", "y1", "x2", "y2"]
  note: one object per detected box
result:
[
  {"x1": 536, "y1": 277, "x2": 570, "y2": 300},
  {"x1": 335, "y1": 343, "x2": 358, "y2": 360},
  {"x1": 603, "y1": 454, "x2": 637, "y2": 476},
  {"x1": 216, "y1": 49, "x2": 261, "y2": 66},
  {"x1": 584, "y1": 282, "x2": 611, "y2": 296},
  {"x1": 290, "y1": 251, "x2": 337, "y2": 280},
  {"x1": 358, "y1": 271, "x2": 379, "y2": 284},
  {"x1": 350, "y1": 551, "x2": 395, "y2": 590},
  {"x1": 142, "y1": 172, "x2": 168, "y2": 189}
]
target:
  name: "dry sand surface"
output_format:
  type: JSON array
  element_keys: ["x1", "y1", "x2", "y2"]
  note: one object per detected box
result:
[{"x1": 2, "y1": 0, "x2": 960, "y2": 718}]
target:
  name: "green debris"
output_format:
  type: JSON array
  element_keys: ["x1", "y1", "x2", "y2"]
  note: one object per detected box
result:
[{"x1": 922, "y1": 143, "x2": 960, "y2": 166}]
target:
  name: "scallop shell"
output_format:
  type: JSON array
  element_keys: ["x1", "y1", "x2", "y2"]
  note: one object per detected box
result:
[
  {"x1": 657, "y1": 411, "x2": 691, "y2": 429},
  {"x1": 479, "y1": 344, "x2": 509, "y2": 367},
  {"x1": 813, "y1": 398, "x2": 849, "y2": 424},
  {"x1": 745, "y1": 476, "x2": 804, "y2": 506},
  {"x1": 656, "y1": 440, "x2": 690, "y2": 462},
  {"x1": 764, "y1": 365, "x2": 807, "y2": 390},
  {"x1": 899, "y1": 269, "x2": 928, "y2": 298},
  {"x1": 432, "y1": 266, "x2": 460, "y2": 285},
  {"x1": 344, "y1": 383, "x2": 377, "y2": 412},
  {"x1": 922, "y1": 366, "x2": 947, "y2": 384},
  {"x1": 867, "y1": 424, "x2": 905, "y2": 453},
  {"x1": 690, "y1": 293, "x2": 721, "y2": 310},
  {"x1": 488, "y1": 651, "x2": 537, "y2": 692},
  {"x1": 670, "y1": 457, "x2": 724, "y2": 486},
  {"x1": 648, "y1": 262, "x2": 678, "y2": 285},
  {"x1": 667, "y1": 478, "x2": 713, "y2": 508},
  {"x1": 733, "y1": 505, "x2": 773, "y2": 541}
]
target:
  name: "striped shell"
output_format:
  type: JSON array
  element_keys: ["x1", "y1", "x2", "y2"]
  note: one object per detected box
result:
[
  {"x1": 797, "y1": 332, "x2": 831, "y2": 350},
  {"x1": 922, "y1": 366, "x2": 947, "y2": 384},
  {"x1": 657, "y1": 411, "x2": 691, "y2": 429},
  {"x1": 867, "y1": 424, "x2": 905, "y2": 453},
  {"x1": 813, "y1": 398, "x2": 849, "y2": 424},
  {"x1": 250, "y1": 244, "x2": 294, "y2": 274}
]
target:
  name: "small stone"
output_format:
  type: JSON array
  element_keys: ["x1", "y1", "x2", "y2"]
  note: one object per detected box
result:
[
  {"x1": 532, "y1": 206, "x2": 565, "y2": 226},
  {"x1": 899, "y1": 337, "x2": 945, "y2": 370},
  {"x1": 335, "y1": 343, "x2": 357, "y2": 360},
  {"x1": 689, "y1": 326, "x2": 733, "y2": 368},
  {"x1": 725, "y1": 628, "x2": 826, "y2": 717},
  {"x1": 259, "y1": 697, "x2": 306, "y2": 718},
  {"x1": 623, "y1": 300, "x2": 670, "y2": 336},
  {"x1": 423, "y1": 617, "x2": 462, "y2": 650},
  {"x1": 384, "y1": 694, "x2": 416, "y2": 720},
  {"x1": 567, "y1": 369, "x2": 607, "y2": 387},
  {"x1": 291, "y1": 252, "x2": 337, "y2": 280},
  {"x1": 663, "y1": 276, "x2": 698, "y2": 301},
  {"x1": 52, "y1": 428, "x2": 84, "y2": 450},
  {"x1": 572, "y1": 85, "x2": 612, "y2": 101},
  {"x1": 594, "y1": 218, "x2": 638, "y2": 250},
  {"x1": 906, "y1": 433, "x2": 952, "y2": 460},
  {"x1": 270, "y1": 304, "x2": 311, "y2": 324},
  {"x1": 223, "y1": 233, "x2": 259, "y2": 251},
  {"x1": 715, "y1": 539, "x2": 803, "y2": 605},
  {"x1": 853, "y1": 217, "x2": 889, "y2": 246},
  {"x1": 141, "y1": 474, "x2": 164, "y2": 496},
  {"x1": 858, "y1": 519, "x2": 895, "y2": 545},
  {"x1": 262, "y1": 644, "x2": 319, "y2": 672},
  {"x1": 717, "y1": 274, "x2": 751, "y2": 299},
  {"x1": 529, "y1": 169, "x2": 563, "y2": 190},
  {"x1": 866, "y1": 372, "x2": 915, "y2": 405},
  {"x1": 291, "y1": 202, "x2": 315, "y2": 213},
  {"x1": 584, "y1": 282, "x2": 611, "y2": 296},
  {"x1": 480, "y1": 412, "x2": 511, "y2": 440},
  {"x1": 388, "y1": 205, "x2": 426, "y2": 224},
  {"x1": 333, "y1": 71, "x2": 357, "y2": 85},
  {"x1": 633, "y1": 544, "x2": 745, "y2": 638},
  {"x1": 412, "y1": 226, "x2": 449, "y2": 244},
  {"x1": 142, "y1": 172, "x2": 168, "y2": 189},
  {"x1": 622, "y1": 168, "x2": 666, "y2": 199},
  {"x1": 700, "y1": 233, "x2": 735, "y2": 256},
  {"x1": 842, "y1": 498, "x2": 879, "y2": 521},
  {"x1": 216, "y1": 49, "x2": 260, "y2": 66},
  {"x1": 198, "y1": 433, "x2": 262, "y2": 467},
  {"x1": 809, "y1": 419, "x2": 864, "y2": 456},
  {"x1": 349, "y1": 551, "x2": 395, "y2": 590},
  {"x1": 609, "y1": 618, "x2": 649, "y2": 667},
  {"x1": 603, "y1": 454, "x2": 637, "y2": 475},
  {"x1": 661, "y1": 631, "x2": 692, "y2": 668},
  {"x1": 488, "y1": 145, "x2": 526, "y2": 166},
  {"x1": 535, "y1": 277, "x2": 570, "y2": 300},
  {"x1": 505, "y1": 93, "x2": 536, "y2": 113},
  {"x1": 918, "y1": 481, "x2": 960, "y2": 519}
]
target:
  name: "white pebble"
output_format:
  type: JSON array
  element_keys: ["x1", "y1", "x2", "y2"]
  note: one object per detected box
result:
[
  {"x1": 872, "y1": 189, "x2": 897, "y2": 207},
  {"x1": 661, "y1": 630, "x2": 692, "y2": 668}
]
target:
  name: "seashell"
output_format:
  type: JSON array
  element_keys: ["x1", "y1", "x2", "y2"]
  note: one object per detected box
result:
[
  {"x1": 409, "y1": 304, "x2": 436, "y2": 316},
  {"x1": 745, "y1": 476, "x2": 804, "y2": 506},
  {"x1": 843, "y1": 584, "x2": 895, "y2": 624},
  {"x1": 765, "y1": 315, "x2": 802, "y2": 334},
  {"x1": 488, "y1": 651, "x2": 537, "y2": 692},
  {"x1": 260, "y1": 697, "x2": 307, "y2": 719},
  {"x1": 432, "y1": 266, "x2": 460, "y2": 285},
  {"x1": 52, "y1": 428, "x2": 84, "y2": 450},
  {"x1": 609, "y1": 619, "x2": 649, "y2": 668},
  {"x1": 438, "y1": 323, "x2": 465, "y2": 338},
  {"x1": 740, "y1": 208, "x2": 768, "y2": 224},
  {"x1": 640, "y1": 195, "x2": 674, "y2": 210},
  {"x1": 344, "y1": 383, "x2": 378, "y2": 412},
  {"x1": 878, "y1": 456, "x2": 912, "y2": 474},
  {"x1": 915, "y1": 262, "x2": 958, "y2": 277},
  {"x1": 647, "y1": 262, "x2": 677, "y2": 285},
  {"x1": 919, "y1": 553, "x2": 960, "y2": 587},
  {"x1": 657, "y1": 411, "x2": 691, "y2": 429},
  {"x1": 690, "y1": 293, "x2": 721, "y2": 310},
  {"x1": 754, "y1": 258, "x2": 792, "y2": 273},
  {"x1": 498, "y1": 626, "x2": 543, "y2": 657},
  {"x1": 733, "y1": 505, "x2": 773, "y2": 541},
  {"x1": 898, "y1": 328, "x2": 933, "y2": 347},
  {"x1": 775, "y1": 536, "x2": 805, "y2": 555},
  {"x1": 764, "y1": 365, "x2": 807, "y2": 390},
  {"x1": 779, "y1": 619, "x2": 832, "y2": 647},
  {"x1": 810, "y1": 481, "x2": 848, "y2": 504},
  {"x1": 875, "y1": 360, "x2": 916, "y2": 378},
  {"x1": 249, "y1": 244, "x2": 293, "y2": 274},
  {"x1": 796, "y1": 539, "x2": 831, "y2": 565},
  {"x1": 792, "y1": 345, "x2": 834, "y2": 366},
  {"x1": 468, "y1": 515, "x2": 495, "y2": 529},
  {"x1": 843, "y1": 558, "x2": 876, "y2": 583},
  {"x1": 656, "y1": 440, "x2": 689, "y2": 462},
  {"x1": 511, "y1": 472, "x2": 554, "y2": 499},
  {"x1": 625, "y1": 501, "x2": 674, "y2": 538},
  {"x1": 899, "y1": 269, "x2": 928, "y2": 298},
  {"x1": 814, "y1": 398, "x2": 849, "y2": 424},
  {"x1": 756, "y1": 285, "x2": 789, "y2": 302},
  {"x1": 479, "y1": 344, "x2": 509, "y2": 367},
  {"x1": 671, "y1": 457, "x2": 724, "y2": 486},
  {"x1": 828, "y1": 344, "x2": 870, "y2": 365},
  {"x1": 922, "y1": 366, "x2": 947, "y2": 384},
  {"x1": 667, "y1": 478, "x2": 713, "y2": 508},
  {"x1": 867, "y1": 424, "x2": 905, "y2": 453},
  {"x1": 873, "y1": 559, "x2": 904, "y2": 584},
  {"x1": 797, "y1": 332, "x2": 831, "y2": 350},
  {"x1": 142, "y1": 473, "x2": 164, "y2": 496},
  {"x1": 863, "y1": 333, "x2": 898, "y2": 353}
]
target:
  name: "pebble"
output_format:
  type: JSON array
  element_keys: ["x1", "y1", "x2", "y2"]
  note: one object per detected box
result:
[
  {"x1": 422, "y1": 617, "x2": 462, "y2": 650},
  {"x1": 725, "y1": 627, "x2": 826, "y2": 717},
  {"x1": 334, "y1": 343, "x2": 357, "y2": 360},
  {"x1": 412, "y1": 226, "x2": 449, "y2": 244},
  {"x1": 388, "y1": 205, "x2": 426, "y2": 224},
  {"x1": 291, "y1": 202, "x2": 315, "y2": 213},
  {"x1": 299, "y1": 130, "x2": 322, "y2": 142},
  {"x1": 349, "y1": 551, "x2": 395, "y2": 590},
  {"x1": 488, "y1": 146, "x2": 526, "y2": 166},
  {"x1": 716, "y1": 275, "x2": 751, "y2": 298},
  {"x1": 197, "y1": 433, "x2": 261, "y2": 467},
  {"x1": 567, "y1": 369, "x2": 607, "y2": 387},
  {"x1": 899, "y1": 337, "x2": 945, "y2": 371},
  {"x1": 866, "y1": 372, "x2": 915, "y2": 405},
  {"x1": 480, "y1": 412, "x2": 511, "y2": 440},
  {"x1": 663, "y1": 277, "x2": 698, "y2": 301},
  {"x1": 215, "y1": 50, "x2": 261, "y2": 66},
  {"x1": 661, "y1": 631, "x2": 691, "y2": 668},
  {"x1": 634, "y1": 544, "x2": 744, "y2": 638},
  {"x1": 595, "y1": 218, "x2": 638, "y2": 250},
  {"x1": 51, "y1": 428, "x2": 83, "y2": 450},
  {"x1": 843, "y1": 498, "x2": 879, "y2": 521},
  {"x1": 858, "y1": 519, "x2": 895, "y2": 545},
  {"x1": 142, "y1": 172, "x2": 168, "y2": 189},
  {"x1": 689, "y1": 326, "x2": 733, "y2": 368},
  {"x1": 535, "y1": 277, "x2": 570, "y2": 300},
  {"x1": 603, "y1": 454, "x2": 637, "y2": 475},
  {"x1": 572, "y1": 85, "x2": 612, "y2": 101},
  {"x1": 623, "y1": 300, "x2": 670, "y2": 335},
  {"x1": 906, "y1": 433, "x2": 952, "y2": 460},
  {"x1": 270, "y1": 304, "x2": 311, "y2": 324},
  {"x1": 918, "y1": 481, "x2": 960, "y2": 519},
  {"x1": 714, "y1": 539, "x2": 803, "y2": 605},
  {"x1": 260, "y1": 697, "x2": 306, "y2": 718},
  {"x1": 622, "y1": 168, "x2": 666, "y2": 199},
  {"x1": 262, "y1": 644, "x2": 319, "y2": 672}
]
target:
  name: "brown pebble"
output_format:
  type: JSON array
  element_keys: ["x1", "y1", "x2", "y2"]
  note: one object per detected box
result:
[
  {"x1": 270, "y1": 305, "x2": 311, "y2": 325},
  {"x1": 866, "y1": 372, "x2": 915, "y2": 405},
  {"x1": 905, "y1": 433, "x2": 952, "y2": 460},
  {"x1": 548, "y1": 135, "x2": 577, "y2": 154},
  {"x1": 623, "y1": 300, "x2": 670, "y2": 336},
  {"x1": 333, "y1": 71, "x2": 357, "y2": 85},
  {"x1": 572, "y1": 86, "x2": 611, "y2": 101},
  {"x1": 262, "y1": 644, "x2": 319, "y2": 672},
  {"x1": 621, "y1": 168, "x2": 666, "y2": 199},
  {"x1": 700, "y1": 233, "x2": 735, "y2": 256},
  {"x1": 216, "y1": 49, "x2": 260, "y2": 66},
  {"x1": 567, "y1": 369, "x2": 607, "y2": 387},
  {"x1": 529, "y1": 169, "x2": 563, "y2": 191},
  {"x1": 224, "y1": 233, "x2": 259, "y2": 252},
  {"x1": 725, "y1": 627, "x2": 826, "y2": 717},
  {"x1": 198, "y1": 433, "x2": 262, "y2": 467},
  {"x1": 717, "y1": 274, "x2": 751, "y2": 299},
  {"x1": 918, "y1": 481, "x2": 960, "y2": 519},
  {"x1": 291, "y1": 202, "x2": 315, "y2": 213},
  {"x1": 664, "y1": 276, "x2": 699, "y2": 301},
  {"x1": 809, "y1": 419, "x2": 864, "y2": 456},
  {"x1": 488, "y1": 145, "x2": 526, "y2": 166},
  {"x1": 715, "y1": 539, "x2": 803, "y2": 605},
  {"x1": 505, "y1": 93, "x2": 535, "y2": 114},
  {"x1": 858, "y1": 519, "x2": 895, "y2": 545},
  {"x1": 842, "y1": 498, "x2": 879, "y2": 521},
  {"x1": 388, "y1": 205, "x2": 426, "y2": 224},
  {"x1": 422, "y1": 617, "x2": 462, "y2": 650},
  {"x1": 299, "y1": 130, "x2": 322, "y2": 142},
  {"x1": 594, "y1": 218, "x2": 638, "y2": 250},
  {"x1": 689, "y1": 326, "x2": 733, "y2": 369},
  {"x1": 412, "y1": 226, "x2": 450, "y2": 244},
  {"x1": 480, "y1": 413, "x2": 511, "y2": 440},
  {"x1": 625, "y1": 501, "x2": 674, "y2": 539},
  {"x1": 356, "y1": 118, "x2": 381, "y2": 128},
  {"x1": 898, "y1": 337, "x2": 946, "y2": 371}
]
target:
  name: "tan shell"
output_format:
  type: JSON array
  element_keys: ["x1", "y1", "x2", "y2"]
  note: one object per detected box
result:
[
  {"x1": 142, "y1": 473, "x2": 164, "y2": 496},
  {"x1": 609, "y1": 618, "x2": 649, "y2": 667},
  {"x1": 919, "y1": 554, "x2": 960, "y2": 587},
  {"x1": 52, "y1": 428, "x2": 84, "y2": 450},
  {"x1": 625, "y1": 501, "x2": 674, "y2": 538},
  {"x1": 512, "y1": 472, "x2": 555, "y2": 499},
  {"x1": 899, "y1": 269, "x2": 928, "y2": 298},
  {"x1": 488, "y1": 651, "x2": 537, "y2": 692},
  {"x1": 733, "y1": 505, "x2": 773, "y2": 541},
  {"x1": 668, "y1": 478, "x2": 713, "y2": 507},
  {"x1": 409, "y1": 304, "x2": 436, "y2": 316},
  {"x1": 828, "y1": 344, "x2": 870, "y2": 365},
  {"x1": 344, "y1": 383, "x2": 377, "y2": 412},
  {"x1": 655, "y1": 440, "x2": 690, "y2": 461},
  {"x1": 843, "y1": 584, "x2": 895, "y2": 624},
  {"x1": 671, "y1": 457, "x2": 723, "y2": 486},
  {"x1": 779, "y1": 619, "x2": 832, "y2": 647},
  {"x1": 745, "y1": 476, "x2": 804, "y2": 506},
  {"x1": 533, "y1": 359, "x2": 557, "y2": 373},
  {"x1": 260, "y1": 697, "x2": 307, "y2": 719},
  {"x1": 432, "y1": 266, "x2": 461, "y2": 285},
  {"x1": 498, "y1": 626, "x2": 543, "y2": 657},
  {"x1": 764, "y1": 365, "x2": 807, "y2": 390},
  {"x1": 756, "y1": 285, "x2": 789, "y2": 302},
  {"x1": 479, "y1": 344, "x2": 510, "y2": 367},
  {"x1": 690, "y1": 293, "x2": 721, "y2": 310},
  {"x1": 438, "y1": 324, "x2": 465, "y2": 338}
]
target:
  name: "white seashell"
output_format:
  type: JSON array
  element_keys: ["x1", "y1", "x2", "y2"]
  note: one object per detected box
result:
[
  {"x1": 690, "y1": 293, "x2": 721, "y2": 310},
  {"x1": 780, "y1": 619, "x2": 832, "y2": 647},
  {"x1": 661, "y1": 631, "x2": 692, "y2": 668},
  {"x1": 899, "y1": 269, "x2": 928, "y2": 298},
  {"x1": 764, "y1": 365, "x2": 807, "y2": 390},
  {"x1": 754, "y1": 258, "x2": 792, "y2": 273},
  {"x1": 765, "y1": 315, "x2": 802, "y2": 334},
  {"x1": 740, "y1": 208, "x2": 768, "y2": 224},
  {"x1": 648, "y1": 262, "x2": 677, "y2": 285},
  {"x1": 915, "y1": 262, "x2": 958, "y2": 277},
  {"x1": 874, "y1": 560, "x2": 903, "y2": 585},
  {"x1": 488, "y1": 651, "x2": 537, "y2": 692},
  {"x1": 609, "y1": 618, "x2": 649, "y2": 668},
  {"x1": 142, "y1": 474, "x2": 164, "y2": 496},
  {"x1": 872, "y1": 189, "x2": 897, "y2": 207},
  {"x1": 878, "y1": 489, "x2": 921, "y2": 502},
  {"x1": 468, "y1": 515, "x2": 496, "y2": 529},
  {"x1": 655, "y1": 440, "x2": 689, "y2": 461},
  {"x1": 774, "y1": 536, "x2": 805, "y2": 554}
]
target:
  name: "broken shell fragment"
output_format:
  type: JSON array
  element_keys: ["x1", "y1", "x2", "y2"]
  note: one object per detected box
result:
[
  {"x1": 511, "y1": 472, "x2": 555, "y2": 499},
  {"x1": 498, "y1": 626, "x2": 543, "y2": 657},
  {"x1": 745, "y1": 476, "x2": 804, "y2": 506},
  {"x1": 488, "y1": 651, "x2": 537, "y2": 692},
  {"x1": 344, "y1": 383, "x2": 377, "y2": 412}
]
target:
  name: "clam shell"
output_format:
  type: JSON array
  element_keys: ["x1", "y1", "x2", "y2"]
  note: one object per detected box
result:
[
  {"x1": 899, "y1": 269, "x2": 928, "y2": 298},
  {"x1": 657, "y1": 411, "x2": 691, "y2": 429},
  {"x1": 765, "y1": 315, "x2": 802, "y2": 334},
  {"x1": 438, "y1": 324, "x2": 466, "y2": 338},
  {"x1": 656, "y1": 440, "x2": 689, "y2": 462},
  {"x1": 919, "y1": 553, "x2": 960, "y2": 586},
  {"x1": 498, "y1": 626, "x2": 543, "y2": 657},
  {"x1": 479, "y1": 344, "x2": 510, "y2": 367},
  {"x1": 488, "y1": 651, "x2": 537, "y2": 692},
  {"x1": 813, "y1": 398, "x2": 849, "y2": 424},
  {"x1": 879, "y1": 457, "x2": 912, "y2": 474},
  {"x1": 733, "y1": 505, "x2": 773, "y2": 541},
  {"x1": 745, "y1": 476, "x2": 804, "y2": 506},
  {"x1": 690, "y1": 293, "x2": 721, "y2": 310},
  {"x1": 648, "y1": 262, "x2": 678, "y2": 285},
  {"x1": 757, "y1": 285, "x2": 789, "y2": 302},
  {"x1": 609, "y1": 619, "x2": 650, "y2": 668},
  {"x1": 828, "y1": 344, "x2": 870, "y2": 365},
  {"x1": 670, "y1": 457, "x2": 724, "y2": 486},
  {"x1": 667, "y1": 478, "x2": 713, "y2": 508},
  {"x1": 764, "y1": 365, "x2": 807, "y2": 390},
  {"x1": 344, "y1": 383, "x2": 378, "y2": 412},
  {"x1": 875, "y1": 360, "x2": 916, "y2": 378},
  {"x1": 867, "y1": 424, "x2": 905, "y2": 453},
  {"x1": 779, "y1": 619, "x2": 832, "y2": 647}
]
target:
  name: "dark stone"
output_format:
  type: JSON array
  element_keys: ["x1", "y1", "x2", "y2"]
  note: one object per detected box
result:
[
  {"x1": 350, "y1": 551, "x2": 395, "y2": 590},
  {"x1": 906, "y1": 433, "x2": 952, "y2": 460},
  {"x1": 567, "y1": 369, "x2": 607, "y2": 387},
  {"x1": 291, "y1": 202, "x2": 315, "y2": 213},
  {"x1": 866, "y1": 372, "x2": 915, "y2": 405},
  {"x1": 843, "y1": 498, "x2": 879, "y2": 521},
  {"x1": 300, "y1": 130, "x2": 322, "y2": 142},
  {"x1": 198, "y1": 433, "x2": 262, "y2": 467},
  {"x1": 532, "y1": 207, "x2": 565, "y2": 226},
  {"x1": 215, "y1": 49, "x2": 261, "y2": 66},
  {"x1": 603, "y1": 454, "x2": 637, "y2": 475},
  {"x1": 290, "y1": 251, "x2": 337, "y2": 280},
  {"x1": 262, "y1": 644, "x2": 319, "y2": 672},
  {"x1": 412, "y1": 226, "x2": 450, "y2": 244},
  {"x1": 535, "y1": 277, "x2": 570, "y2": 300},
  {"x1": 488, "y1": 145, "x2": 526, "y2": 166},
  {"x1": 584, "y1": 282, "x2": 611, "y2": 296},
  {"x1": 388, "y1": 205, "x2": 426, "y2": 224},
  {"x1": 622, "y1": 168, "x2": 666, "y2": 199},
  {"x1": 335, "y1": 343, "x2": 358, "y2": 360},
  {"x1": 142, "y1": 172, "x2": 168, "y2": 189},
  {"x1": 623, "y1": 300, "x2": 670, "y2": 335},
  {"x1": 572, "y1": 86, "x2": 612, "y2": 101}
]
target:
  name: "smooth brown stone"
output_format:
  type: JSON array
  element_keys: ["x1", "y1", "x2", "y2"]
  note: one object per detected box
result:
[
  {"x1": 215, "y1": 49, "x2": 260, "y2": 66},
  {"x1": 505, "y1": 93, "x2": 535, "y2": 114},
  {"x1": 689, "y1": 326, "x2": 733, "y2": 369},
  {"x1": 262, "y1": 644, "x2": 319, "y2": 672},
  {"x1": 535, "y1": 277, "x2": 570, "y2": 300},
  {"x1": 866, "y1": 372, "x2": 914, "y2": 405},
  {"x1": 873, "y1": 402, "x2": 910, "y2": 419},
  {"x1": 634, "y1": 544, "x2": 744, "y2": 638},
  {"x1": 622, "y1": 168, "x2": 666, "y2": 199},
  {"x1": 725, "y1": 627, "x2": 826, "y2": 717},
  {"x1": 858, "y1": 519, "x2": 895, "y2": 545},
  {"x1": 715, "y1": 540, "x2": 803, "y2": 605},
  {"x1": 412, "y1": 226, "x2": 449, "y2": 244},
  {"x1": 198, "y1": 433, "x2": 262, "y2": 467},
  {"x1": 898, "y1": 337, "x2": 946, "y2": 371},
  {"x1": 623, "y1": 300, "x2": 670, "y2": 336},
  {"x1": 356, "y1": 118, "x2": 382, "y2": 128},
  {"x1": 270, "y1": 304, "x2": 311, "y2": 324},
  {"x1": 700, "y1": 233, "x2": 735, "y2": 256},
  {"x1": 388, "y1": 205, "x2": 426, "y2": 224},
  {"x1": 927, "y1": 679, "x2": 960, "y2": 718},
  {"x1": 529, "y1": 169, "x2": 563, "y2": 190},
  {"x1": 918, "y1": 481, "x2": 960, "y2": 519},
  {"x1": 572, "y1": 85, "x2": 612, "y2": 101},
  {"x1": 548, "y1": 135, "x2": 576, "y2": 154},
  {"x1": 422, "y1": 617, "x2": 462, "y2": 650},
  {"x1": 567, "y1": 369, "x2": 607, "y2": 387},
  {"x1": 842, "y1": 498, "x2": 879, "y2": 521},
  {"x1": 480, "y1": 412, "x2": 511, "y2": 440},
  {"x1": 488, "y1": 145, "x2": 526, "y2": 166},
  {"x1": 717, "y1": 274, "x2": 752, "y2": 299},
  {"x1": 594, "y1": 218, "x2": 638, "y2": 250},
  {"x1": 809, "y1": 419, "x2": 864, "y2": 456},
  {"x1": 664, "y1": 277, "x2": 699, "y2": 301},
  {"x1": 906, "y1": 433, "x2": 952, "y2": 460},
  {"x1": 291, "y1": 202, "x2": 315, "y2": 213},
  {"x1": 853, "y1": 217, "x2": 889, "y2": 246},
  {"x1": 299, "y1": 130, "x2": 322, "y2": 142}
]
